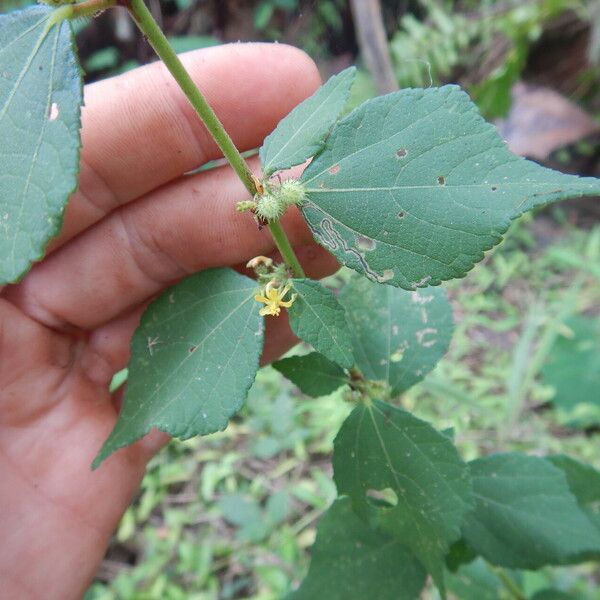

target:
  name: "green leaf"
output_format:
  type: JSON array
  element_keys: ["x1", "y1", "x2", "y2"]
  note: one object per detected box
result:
[
  {"x1": 0, "y1": 6, "x2": 82, "y2": 284},
  {"x1": 445, "y1": 559, "x2": 504, "y2": 600},
  {"x1": 93, "y1": 269, "x2": 264, "y2": 468},
  {"x1": 531, "y1": 590, "x2": 579, "y2": 600},
  {"x1": 541, "y1": 316, "x2": 600, "y2": 414},
  {"x1": 462, "y1": 453, "x2": 600, "y2": 568},
  {"x1": 547, "y1": 454, "x2": 600, "y2": 531},
  {"x1": 260, "y1": 67, "x2": 356, "y2": 177},
  {"x1": 339, "y1": 276, "x2": 453, "y2": 395},
  {"x1": 288, "y1": 279, "x2": 354, "y2": 369},
  {"x1": 300, "y1": 86, "x2": 600, "y2": 290},
  {"x1": 273, "y1": 352, "x2": 347, "y2": 397},
  {"x1": 286, "y1": 497, "x2": 426, "y2": 600},
  {"x1": 445, "y1": 538, "x2": 477, "y2": 572},
  {"x1": 333, "y1": 400, "x2": 473, "y2": 593}
]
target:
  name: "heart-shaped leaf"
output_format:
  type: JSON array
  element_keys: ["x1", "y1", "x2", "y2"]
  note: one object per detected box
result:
[
  {"x1": 286, "y1": 497, "x2": 426, "y2": 600},
  {"x1": 462, "y1": 453, "x2": 600, "y2": 568},
  {"x1": 94, "y1": 268, "x2": 264, "y2": 468},
  {"x1": 0, "y1": 6, "x2": 82, "y2": 283},
  {"x1": 333, "y1": 400, "x2": 473, "y2": 594},
  {"x1": 339, "y1": 275, "x2": 453, "y2": 395},
  {"x1": 300, "y1": 86, "x2": 600, "y2": 289}
]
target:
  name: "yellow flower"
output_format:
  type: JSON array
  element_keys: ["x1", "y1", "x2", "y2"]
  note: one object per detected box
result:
[{"x1": 255, "y1": 282, "x2": 296, "y2": 317}]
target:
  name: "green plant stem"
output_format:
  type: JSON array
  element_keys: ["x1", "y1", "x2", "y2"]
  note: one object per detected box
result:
[
  {"x1": 268, "y1": 220, "x2": 305, "y2": 278},
  {"x1": 126, "y1": 0, "x2": 305, "y2": 278},
  {"x1": 127, "y1": 0, "x2": 254, "y2": 194},
  {"x1": 46, "y1": 0, "x2": 116, "y2": 28},
  {"x1": 488, "y1": 564, "x2": 526, "y2": 600},
  {"x1": 70, "y1": 0, "x2": 116, "y2": 18}
]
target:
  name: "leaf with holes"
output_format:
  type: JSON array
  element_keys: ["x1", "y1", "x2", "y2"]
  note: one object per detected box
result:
[
  {"x1": 462, "y1": 453, "x2": 600, "y2": 568},
  {"x1": 0, "y1": 6, "x2": 82, "y2": 284},
  {"x1": 339, "y1": 275, "x2": 453, "y2": 395},
  {"x1": 273, "y1": 352, "x2": 348, "y2": 397},
  {"x1": 300, "y1": 86, "x2": 600, "y2": 290},
  {"x1": 286, "y1": 497, "x2": 426, "y2": 600},
  {"x1": 288, "y1": 279, "x2": 354, "y2": 369},
  {"x1": 259, "y1": 67, "x2": 355, "y2": 177},
  {"x1": 333, "y1": 400, "x2": 473, "y2": 594},
  {"x1": 93, "y1": 268, "x2": 264, "y2": 468}
]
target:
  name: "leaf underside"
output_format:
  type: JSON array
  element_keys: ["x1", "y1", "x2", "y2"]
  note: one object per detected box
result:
[
  {"x1": 300, "y1": 85, "x2": 600, "y2": 290},
  {"x1": 94, "y1": 269, "x2": 264, "y2": 468},
  {"x1": 333, "y1": 400, "x2": 473, "y2": 594},
  {"x1": 462, "y1": 453, "x2": 600, "y2": 568},
  {"x1": 286, "y1": 497, "x2": 426, "y2": 600},
  {"x1": 0, "y1": 6, "x2": 82, "y2": 284},
  {"x1": 339, "y1": 275, "x2": 453, "y2": 395},
  {"x1": 259, "y1": 66, "x2": 356, "y2": 177}
]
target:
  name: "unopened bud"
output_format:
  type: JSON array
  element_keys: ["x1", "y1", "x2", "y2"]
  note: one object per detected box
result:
[{"x1": 236, "y1": 200, "x2": 257, "y2": 212}]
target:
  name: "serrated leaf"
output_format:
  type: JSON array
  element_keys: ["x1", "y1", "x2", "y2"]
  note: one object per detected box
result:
[
  {"x1": 259, "y1": 67, "x2": 356, "y2": 177},
  {"x1": 93, "y1": 269, "x2": 264, "y2": 468},
  {"x1": 300, "y1": 86, "x2": 600, "y2": 290},
  {"x1": 333, "y1": 400, "x2": 473, "y2": 594},
  {"x1": 288, "y1": 279, "x2": 354, "y2": 369},
  {"x1": 541, "y1": 316, "x2": 600, "y2": 414},
  {"x1": 462, "y1": 453, "x2": 600, "y2": 568},
  {"x1": 273, "y1": 352, "x2": 348, "y2": 397},
  {"x1": 0, "y1": 6, "x2": 82, "y2": 284},
  {"x1": 548, "y1": 455, "x2": 600, "y2": 531},
  {"x1": 286, "y1": 497, "x2": 426, "y2": 600},
  {"x1": 339, "y1": 276, "x2": 453, "y2": 395}
]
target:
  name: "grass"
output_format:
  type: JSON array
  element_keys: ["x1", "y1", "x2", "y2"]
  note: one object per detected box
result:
[{"x1": 85, "y1": 205, "x2": 600, "y2": 600}]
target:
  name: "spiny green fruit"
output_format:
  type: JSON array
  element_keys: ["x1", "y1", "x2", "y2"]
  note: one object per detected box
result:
[
  {"x1": 256, "y1": 193, "x2": 284, "y2": 221},
  {"x1": 278, "y1": 179, "x2": 306, "y2": 208}
]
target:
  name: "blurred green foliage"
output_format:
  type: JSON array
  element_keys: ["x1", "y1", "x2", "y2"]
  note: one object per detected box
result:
[{"x1": 390, "y1": 0, "x2": 593, "y2": 117}]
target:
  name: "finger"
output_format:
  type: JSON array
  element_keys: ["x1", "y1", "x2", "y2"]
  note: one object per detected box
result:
[
  {"x1": 53, "y1": 43, "x2": 321, "y2": 248},
  {"x1": 6, "y1": 154, "x2": 334, "y2": 330},
  {"x1": 80, "y1": 244, "x2": 338, "y2": 386}
]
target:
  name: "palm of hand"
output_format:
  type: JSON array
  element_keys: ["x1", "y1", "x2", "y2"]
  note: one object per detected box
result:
[{"x1": 0, "y1": 44, "x2": 327, "y2": 599}]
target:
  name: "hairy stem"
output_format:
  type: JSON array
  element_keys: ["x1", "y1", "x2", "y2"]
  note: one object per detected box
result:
[
  {"x1": 47, "y1": 0, "x2": 116, "y2": 28},
  {"x1": 126, "y1": 0, "x2": 305, "y2": 277}
]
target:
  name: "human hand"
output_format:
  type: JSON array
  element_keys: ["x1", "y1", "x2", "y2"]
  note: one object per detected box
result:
[{"x1": 0, "y1": 43, "x2": 335, "y2": 599}]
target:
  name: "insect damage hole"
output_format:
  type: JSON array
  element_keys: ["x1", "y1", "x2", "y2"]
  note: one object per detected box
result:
[
  {"x1": 366, "y1": 488, "x2": 398, "y2": 508},
  {"x1": 396, "y1": 148, "x2": 407, "y2": 158},
  {"x1": 328, "y1": 164, "x2": 340, "y2": 175},
  {"x1": 437, "y1": 175, "x2": 446, "y2": 186},
  {"x1": 397, "y1": 210, "x2": 406, "y2": 219},
  {"x1": 48, "y1": 102, "x2": 59, "y2": 121}
]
